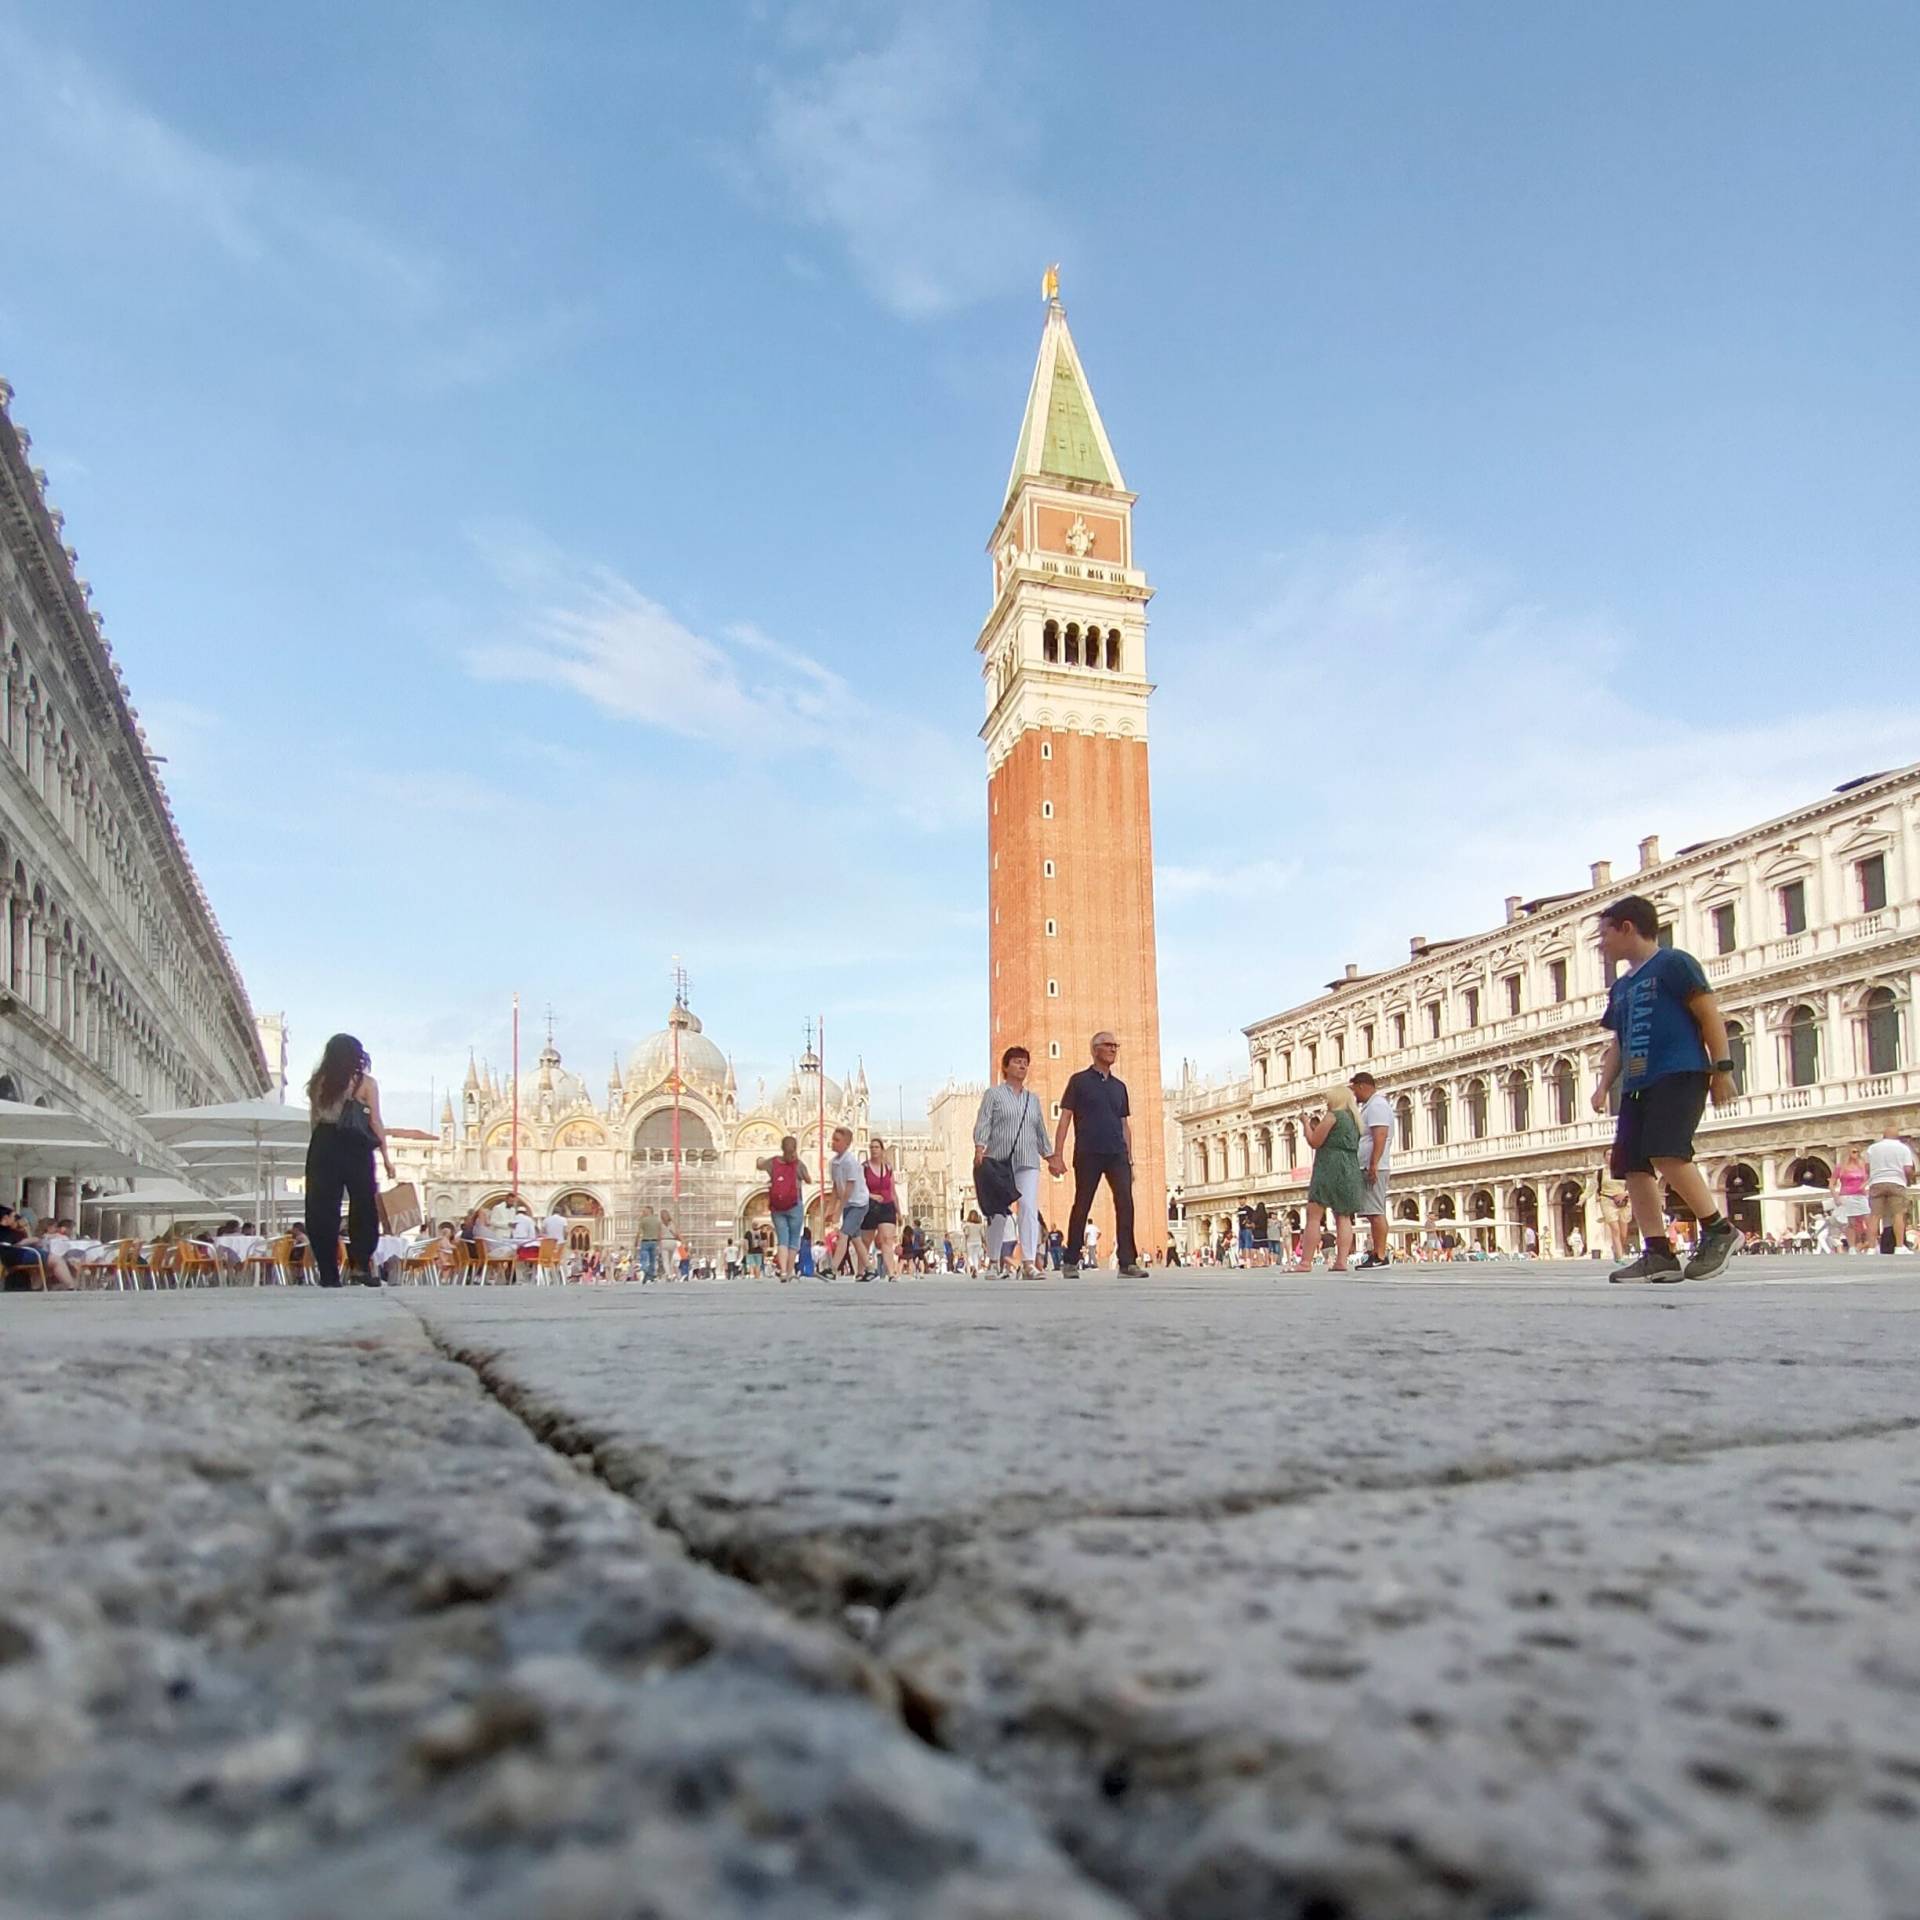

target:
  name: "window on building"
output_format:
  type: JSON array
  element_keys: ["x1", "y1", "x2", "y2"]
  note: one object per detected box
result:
[
  {"x1": 1306, "y1": 1042, "x2": 1318, "y2": 1075},
  {"x1": 1426, "y1": 1001, "x2": 1442, "y2": 1039},
  {"x1": 1391, "y1": 1012, "x2": 1407, "y2": 1048},
  {"x1": 1333, "y1": 1034, "x2": 1345, "y2": 1067},
  {"x1": 1786, "y1": 1003, "x2": 1818, "y2": 1086},
  {"x1": 1712, "y1": 902, "x2": 1737, "y2": 954},
  {"x1": 1860, "y1": 854, "x2": 1888, "y2": 914},
  {"x1": 1550, "y1": 1058, "x2": 1576, "y2": 1126},
  {"x1": 1041, "y1": 800, "x2": 1053, "y2": 819},
  {"x1": 1281, "y1": 1049, "x2": 1293, "y2": 1081},
  {"x1": 1045, "y1": 919, "x2": 1057, "y2": 936},
  {"x1": 1656, "y1": 922, "x2": 1674, "y2": 949},
  {"x1": 1043, "y1": 621, "x2": 1059, "y2": 663},
  {"x1": 1106, "y1": 631, "x2": 1121, "y2": 671},
  {"x1": 1866, "y1": 987, "x2": 1901, "y2": 1074},
  {"x1": 1282, "y1": 1121, "x2": 1299, "y2": 1166},
  {"x1": 1780, "y1": 879, "x2": 1807, "y2": 936},
  {"x1": 1043, "y1": 859, "x2": 1055, "y2": 877},
  {"x1": 1507, "y1": 1072, "x2": 1530, "y2": 1132},
  {"x1": 1393, "y1": 1096, "x2": 1413, "y2": 1151},
  {"x1": 1361, "y1": 1022, "x2": 1374, "y2": 1056},
  {"x1": 1046, "y1": 979, "x2": 1059, "y2": 998},
  {"x1": 1256, "y1": 1054, "x2": 1268, "y2": 1088},
  {"x1": 1549, "y1": 957, "x2": 1568, "y2": 1003},
  {"x1": 1463, "y1": 987, "x2": 1480, "y2": 1028},
  {"x1": 1466, "y1": 1079, "x2": 1489, "y2": 1139},
  {"x1": 1040, "y1": 740, "x2": 1052, "y2": 760},
  {"x1": 1048, "y1": 1041, "x2": 1061, "y2": 1059},
  {"x1": 1428, "y1": 1087, "x2": 1449, "y2": 1146},
  {"x1": 1725, "y1": 1019, "x2": 1748, "y2": 1095},
  {"x1": 1504, "y1": 975, "x2": 1521, "y2": 1017},
  {"x1": 1064, "y1": 626, "x2": 1079, "y2": 666}
]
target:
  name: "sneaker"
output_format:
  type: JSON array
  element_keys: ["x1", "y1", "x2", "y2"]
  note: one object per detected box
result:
[
  {"x1": 1683, "y1": 1224, "x2": 1739, "y2": 1282},
  {"x1": 1608, "y1": 1250, "x2": 1684, "y2": 1285},
  {"x1": 1119, "y1": 1263, "x2": 1149, "y2": 1279},
  {"x1": 1062, "y1": 1262, "x2": 1082, "y2": 1278}
]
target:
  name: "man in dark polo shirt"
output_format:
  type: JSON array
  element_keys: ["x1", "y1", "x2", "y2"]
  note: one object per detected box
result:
[{"x1": 1049, "y1": 1031, "x2": 1148, "y2": 1277}]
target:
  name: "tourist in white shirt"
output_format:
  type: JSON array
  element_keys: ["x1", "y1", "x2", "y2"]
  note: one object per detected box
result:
[
  {"x1": 828, "y1": 1126, "x2": 869, "y2": 1279},
  {"x1": 1866, "y1": 1126, "x2": 1916, "y2": 1254},
  {"x1": 542, "y1": 1207, "x2": 568, "y2": 1246},
  {"x1": 1348, "y1": 1072, "x2": 1396, "y2": 1268}
]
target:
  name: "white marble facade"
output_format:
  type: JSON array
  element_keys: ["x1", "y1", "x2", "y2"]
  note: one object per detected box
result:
[
  {"x1": 1176, "y1": 765, "x2": 1920, "y2": 1254},
  {"x1": 0, "y1": 381, "x2": 266, "y2": 1177}
]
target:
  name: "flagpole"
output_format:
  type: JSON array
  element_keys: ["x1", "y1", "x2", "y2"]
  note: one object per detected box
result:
[{"x1": 511, "y1": 993, "x2": 521, "y2": 1202}]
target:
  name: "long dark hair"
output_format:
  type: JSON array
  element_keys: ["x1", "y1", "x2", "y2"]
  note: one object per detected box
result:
[{"x1": 306, "y1": 1033, "x2": 369, "y2": 1109}]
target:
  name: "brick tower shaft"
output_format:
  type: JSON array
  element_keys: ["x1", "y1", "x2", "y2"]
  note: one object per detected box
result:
[{"x1": 979, "y1": 286, "x2": 1166, "y2": 1258}]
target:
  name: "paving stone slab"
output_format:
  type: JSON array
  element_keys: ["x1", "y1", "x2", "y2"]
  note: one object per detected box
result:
[
  {"x1": 0, "y1": 1296, "x2": 1125, "y2": 1920},
  {"x1": 879, "y1": 1430, "x2": 1920, "y2": 1920},
  {"x1": 411, "y1": 1276, "x2": 1920, "y2": 1604}
]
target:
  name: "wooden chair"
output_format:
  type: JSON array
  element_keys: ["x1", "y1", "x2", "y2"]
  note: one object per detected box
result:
[
  {"x1": 147, "y1": 1244, "x2": 180, "y2": 1290},
  {"x1": 105, "y1": 1238, "x2": 147, "y2": 1292},
  {"x1": 178, "y1": 1241, "x2": 221, "y2": 1289},
  {"x1": 534, "y1": 1237, "x2": 565, "y2": 1287}
]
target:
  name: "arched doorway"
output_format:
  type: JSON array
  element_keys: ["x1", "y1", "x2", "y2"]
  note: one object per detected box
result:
[
  {"x1": 548, "y1": 1189, "x2": 605, "y2": 1251},
  {"x1": 1723, "y1": 1164, "x2": 1760, "y2": 1236},
  {"x1": 1556, "y1": 1180, "x2": 1587, "y2": 1257},
  {"x1": 1511, "y1": 1184, "x2": 1539, "y2": 1254},
  {"x1": 1468, "y1": 1187, "x2": 1496, "y2": 1251},
  {"x1": 1786, "y1": 1155, "x2": 1831, "y2": 1191}
]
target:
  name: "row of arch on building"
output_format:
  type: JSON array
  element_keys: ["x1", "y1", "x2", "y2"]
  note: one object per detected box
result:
[
  {"x1": 1040, "y1": 619, "x2": 1124, "y2": 671},
  {"x1": 1188, "y1": 1153, "x2": 1848, "y2": 1259},
  {"x1": 1192, "y1": 987, "x2": 1909, "y2": 1185},
  {"x1": 0, "y1": 837, "x2": 232, "y2": 1111}
]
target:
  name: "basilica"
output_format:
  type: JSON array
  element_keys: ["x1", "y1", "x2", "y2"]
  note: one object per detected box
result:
[{"x1": 387, "y1": 1000, "x2": 960, "y2": 1256}]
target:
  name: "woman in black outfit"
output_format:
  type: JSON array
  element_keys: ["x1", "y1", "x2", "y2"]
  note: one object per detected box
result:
[{"x1": 304, "y1": 1033, "x2": 394, "y2": 1287}]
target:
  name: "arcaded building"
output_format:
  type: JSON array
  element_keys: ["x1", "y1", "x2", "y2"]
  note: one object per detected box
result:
[
  {"x1": 978, "y1": 284, "x2": 1167, "y2": 1252},
  {"x1": 0, "y1": 380, "x2": 266, "y2": 1160},
  {"x1": 1176, "y1": 764, "x2": 1919, "y2": 1254}
]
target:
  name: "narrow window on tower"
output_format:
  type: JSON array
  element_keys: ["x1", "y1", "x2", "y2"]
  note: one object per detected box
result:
[
  {"x1": 1106, "y1": 630, "x2": 1121, "y2": 671},
  {"x1": 1064, "y1": 624, "x2": 1080, "y2": 666},
  {"x1": 1048, "y1": 1042, "x2": 1061, "y2": 1059},
  {"x1": 1043, "y1": 620, "x2": 1059, "y2": 663},
  {"x1": 1043, "y1": 860, "x2": 1055, "y2": 878},
  {"x1": 1045, "y1": 919, "x2": 1057, "y2": 936},
  {"x1": 1047, "y1": 979, "x2": 1059, "y2": 997},
  {"x1": 1041, "y1": 740, "x2": 1051, "y2": 760},
  {"x1": 1041, "y1": 801, "x2": 1053, "y2": 819}
]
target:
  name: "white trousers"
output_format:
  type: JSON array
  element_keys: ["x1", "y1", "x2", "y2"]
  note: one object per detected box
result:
[{"x1": 988, "y1": 1166, "x2": 1042, "y2": 1265}]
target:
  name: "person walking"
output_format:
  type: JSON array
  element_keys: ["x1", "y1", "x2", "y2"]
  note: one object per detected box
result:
[
  {"x1": 828, "y1": 1126, "x2": 869, "y2": 1281},
  {"x1": 634, "y1": 1203, "x2": 663, "y2": 1283},
  {"x1": 1833, "y1": 1147, "x2": 1872, "y2": 1252},
  {"x1": 1294, "y1": 1085, "x2": 1364, "y2": 1272},
  {"x1": 1348, "y1": 1071, "x2": 1395, "y2": 1268},
  {"x1": 1866, "y1": 1126, "x2": 1915, "y2": 1254},
  {"x1": 797, "y1": 1224, "x2": 816, "y2": 1278},
  {"x1": 756, "y1": 1135, "x2": 811, "y2": 1281},
  {"x1": 861, "y1": 1137, "x2": 902, "y2": 1280},
  {"x1": 1051, "y1": 1032, "x2": 1147, "y2": 1277},
  {"x1": 972, "y1": 1047, "x2": 1053, "y2": 1277},
  {"x1": 304, "y1": 1033, "x2": 394, "y2": 1288},
  {"x1": 962, "y1": 1210, "x2": 986, "y2": 1274},
  {"x1": 1591, "y1": 895, "x2": 1740, "y2": 1284}
]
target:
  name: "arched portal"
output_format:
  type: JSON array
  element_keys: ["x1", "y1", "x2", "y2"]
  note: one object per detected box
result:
[
  {"x1": 1556, "y1": 1180, "x2": 1587, "y2": 1255},
  {"x1": 1723, "y1": 1163, "x2": 1761, "y2": 1236}
]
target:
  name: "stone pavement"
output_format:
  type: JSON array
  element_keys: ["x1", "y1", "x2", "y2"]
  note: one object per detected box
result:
[{"x1": 3, "y1": 1260, "x2": 1917, "y2": 1919}]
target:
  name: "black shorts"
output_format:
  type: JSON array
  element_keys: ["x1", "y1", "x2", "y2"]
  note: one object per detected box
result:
[
  {"x1": 1611, "y1": 1072, "x2": 1708, "y2": 1177},
  {"x1": 861, "y1": 1199, "x2": 898, "y2": 1231}
]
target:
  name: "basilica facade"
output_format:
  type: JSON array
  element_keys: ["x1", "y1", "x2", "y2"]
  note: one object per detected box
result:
[
  {"x1": 1175, "y1": 764, "x2": 1919, "y2": 1256},
  {"x1": 0, "y1": 380, "x2": 266, "y2": 1160},
  {"x1": 388, "y1": 1001, "x2": 961, "y2": 1257}
]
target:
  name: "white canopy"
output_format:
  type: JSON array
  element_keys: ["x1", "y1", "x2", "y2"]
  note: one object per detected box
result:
[
  {"x1": 0, "y1": 1099, "x2": 115, "y2": 1147},
  {"x1": 143, "y1": 1097, "x2": 308, "y2": 1150},
  {"x1": 91, "y1": 1180, "x2": 224, "y2": 1214}
]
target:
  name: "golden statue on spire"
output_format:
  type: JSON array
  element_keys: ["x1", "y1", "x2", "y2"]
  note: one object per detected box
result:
[{"x1": 1041, "y1": 262, "x2": 1060, "y2": 304}]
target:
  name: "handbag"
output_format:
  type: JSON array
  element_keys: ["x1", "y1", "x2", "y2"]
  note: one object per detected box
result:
[
  {"x1": 975, "y1": 1091, "x2": 1029, "y2": 1218},
  {"x1": 337, "y1": 1072, "x2": 379, "y2": 1150}
]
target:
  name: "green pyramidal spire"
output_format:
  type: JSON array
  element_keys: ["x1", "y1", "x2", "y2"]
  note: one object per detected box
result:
[{"x1": 1005, "y1": 290, "x2": 1125, "y2": 505}]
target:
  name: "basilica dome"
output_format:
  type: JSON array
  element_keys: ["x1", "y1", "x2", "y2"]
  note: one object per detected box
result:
[{"x1": 626, "y1": 1006, "x2": 729, "y2": 1090}]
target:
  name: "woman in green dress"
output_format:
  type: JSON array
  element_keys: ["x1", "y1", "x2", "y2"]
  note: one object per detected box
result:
[{"x1": 1296, "y1": 1085, "x2": 1364, "y2": 1272}]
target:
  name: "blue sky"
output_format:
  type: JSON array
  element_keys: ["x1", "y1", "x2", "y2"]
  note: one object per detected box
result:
[{"x1": 3, "y1": 0, "x2": 1916, "y2": 1124}]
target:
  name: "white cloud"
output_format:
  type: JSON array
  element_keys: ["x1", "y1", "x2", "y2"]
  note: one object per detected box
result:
[
  {"x1": 0, "y1": 15, "x2": 584, "y2": 383},
  {"x1": 1151, "y1": 531, "x2": 1920, "y2": 1076},
  {"x1": 462, "y1": 528, "x2": 979, "y2": 829},
  {"x1": 754, "y1": 2, "x2": 1054, "y2": 318}
]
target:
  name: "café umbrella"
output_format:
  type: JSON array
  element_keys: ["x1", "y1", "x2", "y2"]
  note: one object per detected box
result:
[{"x1": 144, "y1": 1098, "x2": 311, "y2": 1229}]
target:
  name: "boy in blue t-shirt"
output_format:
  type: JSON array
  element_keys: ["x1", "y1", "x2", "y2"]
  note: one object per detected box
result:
[{"x1": 1594, "y1": 895, "x2": 1740, "y2": 1283}]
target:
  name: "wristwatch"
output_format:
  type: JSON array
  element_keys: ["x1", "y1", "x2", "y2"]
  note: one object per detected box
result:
[{"x1": 1711, "y1": 1058, "x2": 1735, "y2": 1074}]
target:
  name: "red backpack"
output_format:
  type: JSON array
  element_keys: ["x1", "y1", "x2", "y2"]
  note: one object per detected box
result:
[{"x1": 768, "y1": 1157, "x2": 800, "y2": 1210}]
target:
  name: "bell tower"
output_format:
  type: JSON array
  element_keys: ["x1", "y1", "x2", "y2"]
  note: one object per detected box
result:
[{"x1": 979, "y1": 273, "x2": 1166, "y2": 1257}]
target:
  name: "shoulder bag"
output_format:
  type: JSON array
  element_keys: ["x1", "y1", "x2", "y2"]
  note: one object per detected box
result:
[{"x1": 975, "y1": 1091, "x2": 1029, "y2": 1219}]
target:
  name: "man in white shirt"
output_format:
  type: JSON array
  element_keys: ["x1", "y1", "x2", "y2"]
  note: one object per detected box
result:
[
  {"x1": 828, "y1": 1127, "x2": 869, "y2": 1279},
  {"x1": 1349, "y1": 1072, "x2": 1395, "y2": 1268},
  {"x1": 1866, "y1": 1126, "x2": 1916, "y2": 1254},
  {"x1": 542, "y1": 1206, "x2": 568, "y2": 1246}
]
